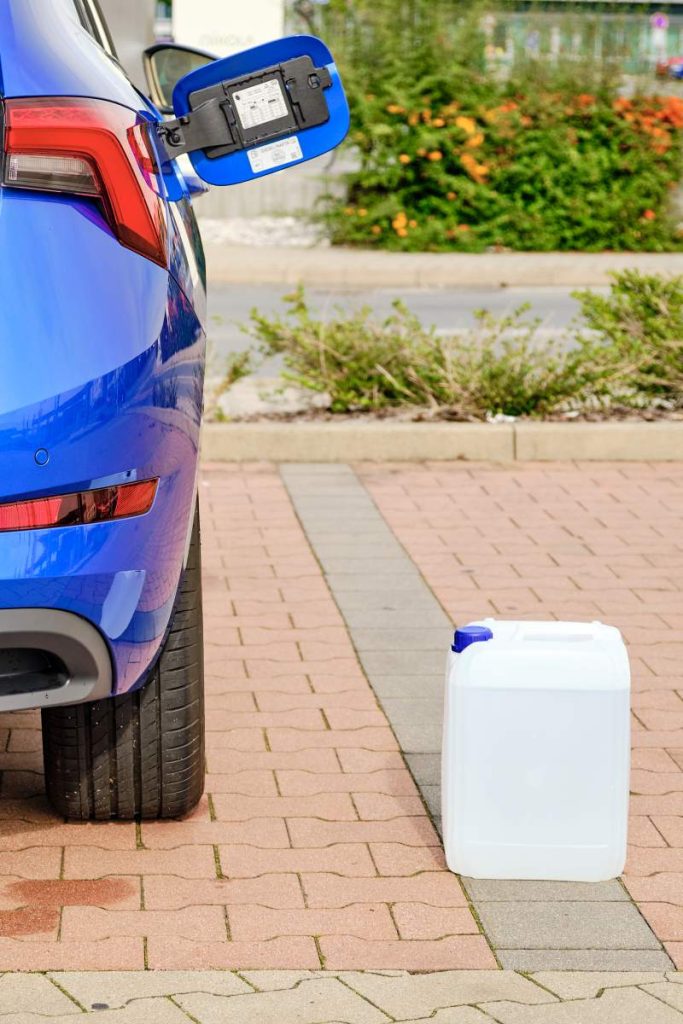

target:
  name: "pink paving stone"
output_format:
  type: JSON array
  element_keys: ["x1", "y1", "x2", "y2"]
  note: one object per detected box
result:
[
  {"x1": 60, "y1": 905, "x2": 228, "y2": 943},
  {"x1": 302, "y1": 873, "x2": 469, "y2": 909},
  {"x1": 275, "y1": 770, "x2": 419, "y2": 797},
  {"x1": 227, "y1": 904, "x2": 398, "y2": 941},
  {"x1": 210, "y1": 793, "x2": 358, "y2": 822},
  {"x1": 286, "y1": 817, "x2": 441, "y2": 849},
  {"x1": 143, "y1": 875, "x2": 306, "y2": 910},
  {"x1": 147, "y1": 936, "x2": 321, "y2": 970},
  {"x1": 0, "y1": 937, "x2": 146, "y2": 970},
  {"x1": 207, "y1": 749, "x2": 340, "y2": 774},
  {"x1": 319, "y1": 935, "x2": 496, "y2": 970},
  {"x1": 392, "y1": 903, "x2": 481, "y2": 939},
  {"x1": 267, "y1": 727, "x2": 399, "y2": 752},
  {"x1": 218, "y1": 843, "x2": 377, "y2": 879},
  {"x1": 369, "y1": 843, "x2": 448, "y2": 875},
  {"x1": 140, "y1": 818, "x2": 291, "y2": 850}
]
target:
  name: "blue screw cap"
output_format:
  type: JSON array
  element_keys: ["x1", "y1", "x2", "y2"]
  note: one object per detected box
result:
[{"x1": 452, "y1": 624, "x2": 494, "y2": 653}]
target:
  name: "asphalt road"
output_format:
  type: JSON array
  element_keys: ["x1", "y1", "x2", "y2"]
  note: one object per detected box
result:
[{"x1": 207, "y1": 282, "x2": 598, "y2": 378}]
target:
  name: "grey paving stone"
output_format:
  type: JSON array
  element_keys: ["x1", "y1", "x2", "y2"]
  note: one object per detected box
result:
[
  {"x1": 359, "y1": 650, "x2": 446, "y2": 677},
  {"x1": 486, "y1": 986, "x2": 683, "y2": 1023},
  {"x1": 369, "y1": 676, "x2": 444, "y2": 700},
  {"x1": 381, "y1": 698, "x2": 444, "y2": 723},
  {"x1": 478, "y1": 901, "x2": 662, "y2": 950},
  {"x1": 319, "y1": 558, "x2": 420, "y2": 577},
  {"x1": 176, "y1": 978, "x2": 390, "y2": 1024},
  {"x1": 0, "y1": 974, "x2": 80, "y2": 1016},
  {"x1": 338, "y1": 972, "x2": 555, "y2": 1020},
  {"x1": 352, "y1": 628, "x2": 450, "y2": 651},
  {"x1": 463, "y1": 879, "x2": 630, "y2": 903},
  {"x1": 641, "y1": 982, "x2": 683, "y2": 1012},
  {"x1": 327, "y1": 574, "x2": 428, "y2": 594},
  {"x1": 421, "y1": 784, "x2": 442, "y2": 818},
  {"x1": 342, "y1": 608, "x2": 451, "y2": 630},
  {"x1": 499, "y1": 949, "x2": 674, "y2": 971},
  {"x1": 405, "y1": 753, "x2": 442, "y2": 787},
  {"x1": 389, "y1": 719, "x2": 443, "y2": 754},
  {"x1": 52, "y1": 972, "x2": 251, "y2": 1010},
  {"x1": 531, "y1": 972, "x2": 668, "y2": 999}
]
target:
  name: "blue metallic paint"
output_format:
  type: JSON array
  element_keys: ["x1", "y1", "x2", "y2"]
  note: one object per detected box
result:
[{"x1": 0, "y1": 0, "x2": 206, "y2": 695}]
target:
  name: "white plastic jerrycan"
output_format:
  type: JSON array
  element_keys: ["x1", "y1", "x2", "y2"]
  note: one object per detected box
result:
[{"x1": 442, "y1": 619, "x2": 631, "y2": 882}]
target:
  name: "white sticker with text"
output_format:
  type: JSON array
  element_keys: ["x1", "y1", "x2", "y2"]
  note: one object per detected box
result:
[
  {"x1": 247, "y1": 136, "x2": 304, "y2": 174},
  {"x1": 233, "y1": 80, "x2": 289, "y2": 130}
]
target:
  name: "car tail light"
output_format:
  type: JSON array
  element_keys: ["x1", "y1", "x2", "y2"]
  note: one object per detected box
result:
[
  {"x1": 0, "y1": 480, "x2": 158, "y2": 533},
  {"x1": 2, "y1": 98, "x2": 167, "y2": 267}
]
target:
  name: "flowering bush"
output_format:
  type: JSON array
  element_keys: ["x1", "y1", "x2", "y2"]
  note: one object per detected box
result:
[{"x1": 325, "y1": 89, "x2": 683, "y2": 252}]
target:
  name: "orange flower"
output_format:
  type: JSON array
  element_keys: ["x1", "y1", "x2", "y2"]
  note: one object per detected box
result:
[
  {"x1": 409, "y1": 219, "x2": 418, "y2": 229},
  {"x1": 358, "y1": 208, "x2": 368, "y2": 217},
  {"x1": 466, "y1": 133, "x2": 485, "y2": 149},
  {"x1": 642, "y1": 209, "x2": 656, "y2": 221},
  {"x1": 417, "y1": 147, "x2": 427, "y2": 157},
  {"x1": 433, "y1": 117, "x2": 446, "y2": 128},
  {"x1": 427, "y1": 150, "x2": 443, "y2": 161},
  {"x1": 344, "y1": 206, "x2": 355, "y2": 216},
  {"x1": 455, "y1": 115, "x2": 477, "y2": 136},
  {"x1": 446, "y1": 191, "x2": 457, "y2": 200},
  {"x1": 613, "y1": 97, "x2": 632, "y2": 112},
  {"x1": 577, "y1": 93, "x2": 595, "y2": 108},
  {"x1": 408, "y1": 112, "x2": 420, "y2": 126},
  {"x1": 460, "y1": 152, "x2": 489, "y2": 183},
  {"x1": 392, "y1": 211, "x2": 408, "y2": 230},
  {"x1": 396, "y1": 227, "x2": 408, "y2": 238},
  {"x1": 386, "y1": 103, "x2": 405, "y2": 115},
  {"x1": 520, "y1": 115, "x2": 533, "y2": 127},
  {"x1": 398, "y1": 154, "x2": 412, "y2": 165},
  {"x1": 371, "y1": 225, "x2": 382, "y2": 235},
  {"x1": 458, "y1": 224, "x2": 470, "y2": 232}
]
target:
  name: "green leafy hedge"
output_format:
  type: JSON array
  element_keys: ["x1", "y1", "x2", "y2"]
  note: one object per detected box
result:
[
  {"x1": 301, "y1": 0, "x2": 683, "y2": 252},
  {"x1": 326, "y1": 89, "x2": 683, "y2": 252}
]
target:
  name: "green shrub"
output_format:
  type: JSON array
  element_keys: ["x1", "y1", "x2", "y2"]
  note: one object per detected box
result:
[
  {"x1": 247, "y1": 287, "x2": 588, "y2": 419},
  {"x1": 576, "y1": 270, "x2": 683, "y2": 404},
  {"x1": 245, "y1": 272, "x2": 683, "y2": 418},
  {"x1": 298, "y1": 0, "x2": 683, "y2": 252}
]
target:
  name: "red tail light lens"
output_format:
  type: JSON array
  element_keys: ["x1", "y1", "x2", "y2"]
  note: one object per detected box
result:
[
  {"x1": 0, "y1": 480, "x2": 158, "y2": 533},
  {"x1": 2, "y1": 98, "x2": 167, "y2": 267}
]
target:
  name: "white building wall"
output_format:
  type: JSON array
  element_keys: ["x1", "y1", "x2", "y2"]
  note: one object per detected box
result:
[
  {"x1": 173, "y1": 0, "x2": 285, "y2": 56},
  {"x1": 99, "y1": 0, "x2": 155, "y2": 90}
]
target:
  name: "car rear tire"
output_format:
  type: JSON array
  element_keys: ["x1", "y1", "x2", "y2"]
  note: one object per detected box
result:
[{"x1": 41, "y1": 505, "x2": 205, "y2": 821}]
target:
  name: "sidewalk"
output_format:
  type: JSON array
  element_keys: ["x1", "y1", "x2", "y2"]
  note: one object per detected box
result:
[
  {"x1": 204, "y1": 242, "x2": 683, "y2": 288},
  {"x1": 0, "y1": 460, "x2": 681, "y2": 1014}
]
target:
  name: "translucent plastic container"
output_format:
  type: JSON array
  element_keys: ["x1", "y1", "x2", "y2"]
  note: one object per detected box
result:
[{"x1": 442, "y1": 619, "x2": 631, "y2": 882}]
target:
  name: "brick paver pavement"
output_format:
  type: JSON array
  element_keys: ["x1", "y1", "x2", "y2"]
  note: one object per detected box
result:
[
  {"x1": 0, "y1": 459, "x2": 680, "y2": 978},
  {"x1": 361, "y1": 460, "x2": 683, "y2": 970},
  {"x1": 0, "y1": 464, "x2": 492, "y2": 971}
]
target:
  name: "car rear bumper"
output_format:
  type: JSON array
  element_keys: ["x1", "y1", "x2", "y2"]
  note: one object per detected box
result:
[{"x1": 0, "y1": 608, "x2": 112, "y2": 712}]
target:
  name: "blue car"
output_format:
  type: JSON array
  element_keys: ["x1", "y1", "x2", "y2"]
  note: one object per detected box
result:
[{"x1": 0, "y1": 0, "x2": 348, "y2": 820}]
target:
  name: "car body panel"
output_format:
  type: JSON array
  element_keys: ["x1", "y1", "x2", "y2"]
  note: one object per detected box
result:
[{"x1": 0, "y1": 1, "x2": 206, "y2": 696}]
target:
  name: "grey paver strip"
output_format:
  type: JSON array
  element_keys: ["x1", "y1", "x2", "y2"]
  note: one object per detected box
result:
[
  {"x1": 463, "y1": 880, "x2": 629, "y2": 903},
  {"x1": 498, "y1": 950, "x2": 675, "y2": 971},
  {"x1": 477, "y1": 901, "x2": 662, "y2": 950},
  {"x1": 281, "y1": 463, "x2": 670, "y2": 969},
  {"x1": 51, "y1": 971, "x2": 251, "y2": 1010},
  {"x1": 485, "y1": 986, "x2": 683, "y2": 1023}
]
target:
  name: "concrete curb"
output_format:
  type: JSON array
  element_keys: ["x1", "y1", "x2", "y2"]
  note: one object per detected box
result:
[
  {"x1": 202, "y1": 421, "x2": 683, "y2": 462},
  {"x1": 205, "y1": 244, "x2": 683, "y2": 289}
]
